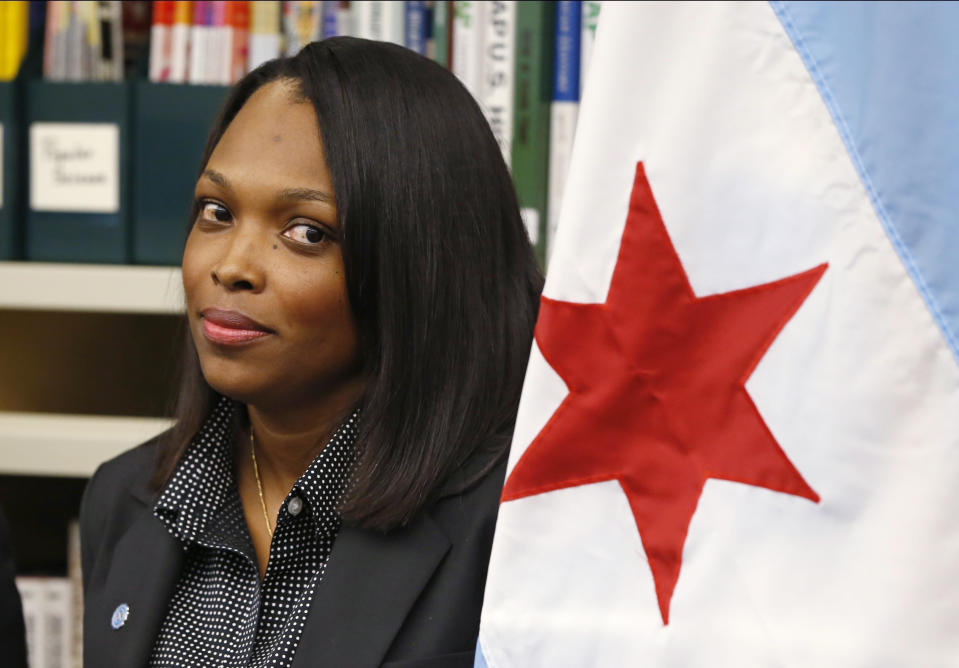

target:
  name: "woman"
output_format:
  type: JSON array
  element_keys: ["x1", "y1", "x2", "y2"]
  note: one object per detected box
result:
[{"x1": 80, "y1": 38, "x2": 542, "y2": 668}]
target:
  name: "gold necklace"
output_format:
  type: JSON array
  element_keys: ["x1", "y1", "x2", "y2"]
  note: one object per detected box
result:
[{"x1": 250, "y1": 428, "x2": 274, "y2": 539}]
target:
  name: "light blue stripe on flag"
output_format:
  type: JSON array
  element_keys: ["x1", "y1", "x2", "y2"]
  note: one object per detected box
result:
[
  {"x1": 474, "y1": 639, "x2": 489, "y2": 668},
  {"x1": 772, "y1": 1, "x2": 959, "y2": 364}
]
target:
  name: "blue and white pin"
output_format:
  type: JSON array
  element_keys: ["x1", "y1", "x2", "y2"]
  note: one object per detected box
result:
[{"x1": 111, "y1": 603, "x2": 130, "y2": 630}]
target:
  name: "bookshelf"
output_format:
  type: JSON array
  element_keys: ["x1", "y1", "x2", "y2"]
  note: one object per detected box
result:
[{"x1": 0, "y1": 261, "x2": 182, "y2": 478}]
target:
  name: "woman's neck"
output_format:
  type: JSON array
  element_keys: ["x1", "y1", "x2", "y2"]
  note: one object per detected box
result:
[{"x1": 244, "y1": 383, "x2": 362, "y2": 492}]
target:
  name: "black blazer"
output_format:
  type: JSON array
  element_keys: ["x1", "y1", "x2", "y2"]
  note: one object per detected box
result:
[{"x1": 80, "y1": 436, "x2": 506, "y2": 668}]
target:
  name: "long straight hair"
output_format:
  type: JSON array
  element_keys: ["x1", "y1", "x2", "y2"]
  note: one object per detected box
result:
[{"x1": 152, "y1": 37, "x2": 543, "y2": 530}]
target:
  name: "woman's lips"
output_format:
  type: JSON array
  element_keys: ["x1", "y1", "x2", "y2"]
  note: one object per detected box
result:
[{"x1": 201, "y1": 308, "x2": 273, "y2": 346}]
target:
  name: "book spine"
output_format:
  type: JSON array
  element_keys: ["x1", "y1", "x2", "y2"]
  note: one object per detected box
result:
[
  {"x1": 579, "y1": 0, "x2": 600, "y2": 96},
  {"x1": 0, "y1": 1, "x2": 28, "y2": 81},
  {"x1": 354, "y1": 1, "x2": 398, "y2": 42},
  {"x1": 68, "y1": 520, "x2": 82, "y2": 668},
  {"x1": 43, "y1": 579, "x2": 72, "y2": 668},
  {"x1": 545, "y1": 0, "x2": 580, "y2": 260},
  {"x1": 210, "y1": 0, "x2": 229, "y2": 84},
  {"x1": 229, "y1": 0, "x2": 250, "y2": 83},
  {"x1": 149, "y1": 1, "x2": 174, "y2": 81},
  {"x1": 248, "y1": 0, "x2": 280, "y2": 70},
  {"x1": 481, "y1": 1, "x2": 514, "y2": 168},
  {"x1": 17, "y1": 577, "x2": 46, "y2": 668},
  {"x1": 405, "y1": 1, "x2": 428, "y2": 54},
  {"x1": 105, "y1": 0, "x2": 125, "y2": 81},
  {"x1": 451, "y1": 0, "x2": 484, "y2": 100},
  {"x1": 321, "y1": 0, "x2": 339, "y2": 38},
  {"x1": 335, "y1": 0, "x2": 351, "y2": 37},
  {"x1": 65, "y1": 1, "x2": 84, "y2": 81},
  {"x1": 188, "y1": 0, "x2": 212, "y2": 84},
  {"x1": 168, "y1": 0, "x2": 192, "y2": 83},
  {"x1": 510, "y1": 0, "x2": 553, "y2": 260},
  {"x1": 429, "y1": 0, "x2": 448, "y2": 65}
]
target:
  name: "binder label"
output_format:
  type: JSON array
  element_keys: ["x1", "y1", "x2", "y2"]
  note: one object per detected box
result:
[{"x1": 30, "y1": 123, "x2": 120, "y2": 213}]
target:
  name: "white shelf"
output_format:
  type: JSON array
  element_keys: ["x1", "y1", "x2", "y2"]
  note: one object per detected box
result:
[
  {"x1": 0, "y1": 412, "x2": 173, "y2": 477},
  {"x1": 0, "y1": 261, "x2": 184, "y2": 314}
]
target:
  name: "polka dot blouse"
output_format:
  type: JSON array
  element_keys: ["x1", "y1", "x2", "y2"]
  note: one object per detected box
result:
[{"x1": 149, "y1": 397, "x2": 358, "y2": 667}]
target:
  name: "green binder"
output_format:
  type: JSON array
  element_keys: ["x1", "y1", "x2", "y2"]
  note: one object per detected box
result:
[
  {"x1": 25, "y1": 81, "x2": 131, "y2": 263},
  {"x1": 132, "y1": 81, "x2": 229, "y2": 266},
  {"x1": 0, "y1": 81, "x2": 22, "y2": 259}
]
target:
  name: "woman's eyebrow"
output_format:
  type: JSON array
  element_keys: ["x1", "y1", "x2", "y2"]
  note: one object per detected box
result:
[
  {"x1": 201, "y1": 169, "x2": 334, "y2": 206},
  {"x1": 277, "y1": 187, "x2": 335, "y2": 205}
]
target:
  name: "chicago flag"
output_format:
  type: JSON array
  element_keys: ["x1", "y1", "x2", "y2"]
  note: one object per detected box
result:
[{"x1": 477, "y1": 2, "x2": 959, "y2": 666}]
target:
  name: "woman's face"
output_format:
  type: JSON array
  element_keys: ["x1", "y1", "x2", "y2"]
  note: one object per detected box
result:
[{"x1": 182, "y1": 80, "x2": 363, "y2": 413}]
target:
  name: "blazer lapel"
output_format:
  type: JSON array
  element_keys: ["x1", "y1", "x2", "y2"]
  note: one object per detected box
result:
[
  {"x1": 84, "y1": 495, "x2": 183, "y2": 667},
  {"x1": 292, "y1": 511, "x2": 451, "y2": 668}
]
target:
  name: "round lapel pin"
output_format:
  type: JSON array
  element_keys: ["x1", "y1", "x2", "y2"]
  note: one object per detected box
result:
[{"x1": 111, "y1": 603, "x2": 130, "y2": 630}]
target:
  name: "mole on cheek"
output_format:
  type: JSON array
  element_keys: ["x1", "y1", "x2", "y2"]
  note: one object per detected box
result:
[{"x1": 272, "y1": 135, "x2": 282, "y2": 143}]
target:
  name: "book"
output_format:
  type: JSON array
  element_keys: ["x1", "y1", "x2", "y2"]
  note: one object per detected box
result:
[
  {"x1": 16, "y1": 576, "x2": 74, "y2": 668},
  {"x1": 451, "y1": 0, "x2": 485, "y2": 100},
  {"x1": 580, "y1": 0, "x2": 600, "y2": 96},
  {"x1": 545, "y1": 0, "x2": 580, "y2": 262},
  {"x1": 353, "y1": 1, "x2": 404, "y2": 45},
  {"x1": 168, "y1": 0, "x2": 192, "y2": 82},
  {"x1": 511, "y1": 0, "x2": 553, "y2": 262},
  {"x1": 227, "y1": 0, "x2": 250, "y2": 83},
  {"x1": 149, "y1": 0, "x2": 174, "y2": 81},
  {"x1": 209, "y1": 0, "x2": 230, "y2": 84},
  {"x1": 98, "y1": 0, "x2": 125, "y2": 82},
  {"x1": 67, "y1": 520, "x2": 82, "y2": 668},
  {"x1": 405, "y1": 1, "x2": 429, "y2": 55},
  {"x1": 480, "y1": 0, "x2": 515, "y2": 169},
  {"x1": 429, "y1": 0, "x2": 451, "y2": 66},
  {"x1": 321, "y1": 0, "x2": 340, "y2": 38},
  {"x1": 0, "y1": 1, "x2": 29, "y2": 81},
  {"x1": 282, "y1": 1, "x2": 322, "y2": 57},
  {"x1": 188, "y1": 0, "x2": 213, "y2": 84},
  {"x1": 249, "y1": 0, "x2": 281, "y2": 71}
]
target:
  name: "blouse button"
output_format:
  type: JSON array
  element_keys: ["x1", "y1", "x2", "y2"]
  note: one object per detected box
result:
[{"x1": 287, "y1": 495, "x2": 304, "y2": 516}]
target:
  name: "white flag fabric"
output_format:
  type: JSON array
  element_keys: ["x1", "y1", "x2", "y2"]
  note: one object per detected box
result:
[{"x1": 477, "y1": 2, "x2": 959, "y2": 666}]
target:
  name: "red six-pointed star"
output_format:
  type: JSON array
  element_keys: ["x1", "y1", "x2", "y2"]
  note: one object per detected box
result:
[{"x1": 502, "y1": 162, "x2": 826, "y2": 625}]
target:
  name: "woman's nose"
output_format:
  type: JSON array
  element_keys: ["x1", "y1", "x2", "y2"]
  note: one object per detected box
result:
[{"x1": 210, "y1": 226, "x2": 267, "y2": 292}]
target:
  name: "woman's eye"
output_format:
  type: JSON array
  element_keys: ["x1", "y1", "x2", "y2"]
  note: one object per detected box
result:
[
  {"x1": 283, "y1": 223, "x2": 327, "y2": 245},
  {"x1": 199, "y1": 201, "x2": 232, "y2": 223}
]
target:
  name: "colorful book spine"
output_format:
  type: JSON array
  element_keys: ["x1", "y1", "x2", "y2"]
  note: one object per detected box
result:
[
  {"x1": 511, "y1": 0, "x2": 553, "y2": 260},
  {"x1": 0, "y1": 1, "x2": 29, "y2": 81},
  {"x1": 545, "y1": 0, "x2": 580, "y2": 261},
  {"x1": 149, "y1": 0, "x2": 174, "y2": 81},
  {"x1": 227, "y1": 1, "x2": 250, "y2": 83},
  {"x1": 481, "y1": 0, "x2": 515, "y2": 168},
  {"x1": 65, "y1": 1, "x2": 85, "y2": 81},
  {"x1": 248, "y1": 0, "x2": 280, "y2": 70},
  {"x1": 452, "y1": 1, "x2": 485, "y2": 100},
  {"x1": 210, "y1": 0, "x2": 230, "y2": 84},
  {"x1": 580, "y1": 0, "x2": 600, "y2": 96},
  {"x1": 188, "y1": 0, "x2": 212, "y2": 84},
  {"x1": 168, "y1": 0, "x2": 193, "y2": 83},
  {"x1": 321, "y1": 0, "x2": 339, "y2": 38},
  {"x1": 283, "y1": 1, "x2": 321, "y2": 57},
  {"x1": 405, "y1": 1, "x2": 429, "y2": 55},
  {"x1": 429, "y1": 0, "x2": 450, "y2": 66}
]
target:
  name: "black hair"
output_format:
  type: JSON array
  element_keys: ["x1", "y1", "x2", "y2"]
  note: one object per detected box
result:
[{"x1": 152, "y1": 37, "x2": 543, "y2": 530}]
